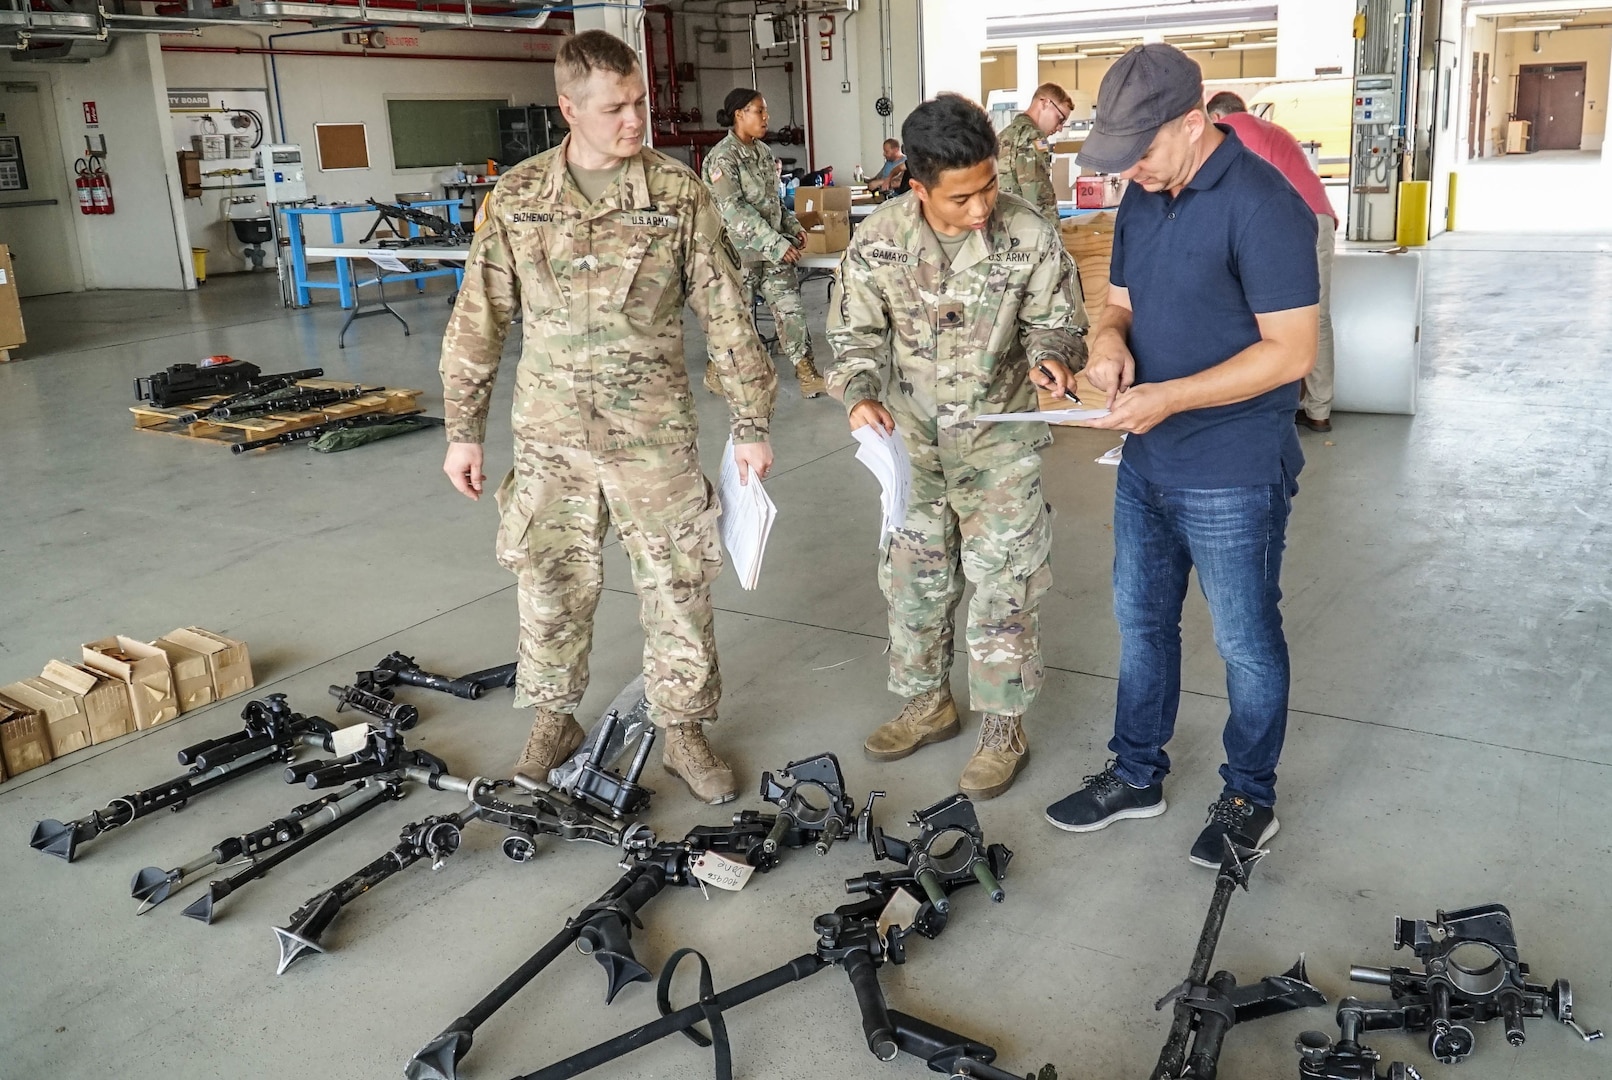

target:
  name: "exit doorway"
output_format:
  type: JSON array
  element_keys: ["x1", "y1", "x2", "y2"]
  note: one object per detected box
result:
[{"x1": 1516, "y1": 63, "x2": 1587, "y2": 151}]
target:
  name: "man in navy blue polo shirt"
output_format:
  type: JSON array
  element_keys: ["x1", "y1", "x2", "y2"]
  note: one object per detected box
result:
[{"x1": 1044, "y1": 44, "x2": 1319, "y2": 867}]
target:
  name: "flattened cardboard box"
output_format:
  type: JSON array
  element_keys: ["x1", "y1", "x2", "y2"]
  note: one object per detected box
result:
[
  {"x1": 0, "y1": 245, "x2": 25, "y2": 351},
  {"x1": 796, "y1": 186, "x2": 852, "y2": 254},
  {"x1": 1, "y1": 677, "x2": 92, "y2": 757},
  {"x1": 0, "y1": 699, "x2": 52, "y2": 777},
  {"x1": 163, "y1": 627, "x2": 253, "y2": 699},
  {"x1": 40, "y1": 659, "x2": 134, "y2": 745},
  {"x1": 82, "y1": 636, "x2": 180, "y2": 730},
  {"x1": 150, "y1": 636, "x2": 216, "y2": 713}
]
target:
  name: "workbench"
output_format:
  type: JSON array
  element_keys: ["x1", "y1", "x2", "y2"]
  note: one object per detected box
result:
[{"x1": 280, "y1": 200, "x2": 465, "y2": 309}]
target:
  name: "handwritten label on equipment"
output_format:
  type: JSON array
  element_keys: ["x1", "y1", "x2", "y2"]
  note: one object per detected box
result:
[
  {"x1": 690, "y1": 851, "x2": 755, "y2": 892},
  {"x1": 330, "y1": 722, "x2": 373, "y2": 757}
]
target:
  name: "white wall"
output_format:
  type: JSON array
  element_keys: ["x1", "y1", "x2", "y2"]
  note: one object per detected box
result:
[
  {"x1": 1275, "y1": 0, "x2": 1358, "y2": 79},
  {"x1": 160, "y1": 26, "x2": 559, "y2": 269},
  {"x1": 0, "y1": 36, "x2": 191, "y2": 291}
]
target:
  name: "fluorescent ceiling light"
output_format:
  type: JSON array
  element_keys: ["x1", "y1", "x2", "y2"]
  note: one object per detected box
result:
[
  {"x1": 1041, "y1": 51, "x2": 1090, "y2": 60},
  {"x1": 1498, "y1": 22, "x2": 1563, "y2": 30},
  {"x1": 1226, "y1": 41, "x2": 1276, "y2": 49}
]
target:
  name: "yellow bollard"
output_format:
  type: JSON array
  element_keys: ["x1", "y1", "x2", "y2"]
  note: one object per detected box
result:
[
  {"x1": 1446, "y1": 172, "x2": 1458, "y2": 233},
  {"x1": 1396, "y1": 180, "x2": 1430, "y2": 247},
  {"x1": 191, "y1": 247, "x2": 209, "y2": 284}
]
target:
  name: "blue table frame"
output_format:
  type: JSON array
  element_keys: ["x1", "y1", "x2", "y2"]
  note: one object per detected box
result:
[{"x1": 280, "y1": 199, "x2": 466, "y2": 309}]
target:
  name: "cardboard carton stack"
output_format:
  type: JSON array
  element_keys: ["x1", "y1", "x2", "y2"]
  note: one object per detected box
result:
[
  {"x1": 795, "y1": 186, "x2": 851, "y2": 254},
  {"x1": 0, "y1": 627, "x2": 252, "y2": 783}
]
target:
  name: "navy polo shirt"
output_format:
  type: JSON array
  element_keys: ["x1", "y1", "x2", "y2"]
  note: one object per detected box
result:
[{"x1": 1109, "y1": 125, "x2": 1319, "y2": 488}]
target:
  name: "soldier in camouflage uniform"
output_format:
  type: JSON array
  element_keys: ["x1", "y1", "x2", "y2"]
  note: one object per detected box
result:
[
  {"x1": 827, "y1": 94, "x2": 1088, "y2": 800},
  {"x1": 997, "y1": 82, "x2": 1074, "y2": 225},
  {"x1": 702, "y1": 88, "x2": 826, "y2": 399},
  {"x1": 439, "y1": 30, "x2": 778, "y2": 805}
]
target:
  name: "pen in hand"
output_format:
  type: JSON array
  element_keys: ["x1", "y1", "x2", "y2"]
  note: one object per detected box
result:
[{"x1": 1036, "y1": 362, "x2": 1082, "y2": 406}]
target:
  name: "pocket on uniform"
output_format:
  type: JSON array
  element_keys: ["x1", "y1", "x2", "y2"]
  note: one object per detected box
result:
[
  {"x1": 664, "y1": 480, "x2": 724, "y2": 590},
  {"x1": 493, "y1": 469, "x2": 538, "y2": 572},
  {"x1": 614, "y1": 229, "x2": 679, "y2": 324}
]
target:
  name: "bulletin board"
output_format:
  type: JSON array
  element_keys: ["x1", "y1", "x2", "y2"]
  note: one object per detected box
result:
[
  {"x1": 314, "y1": 123, "x2": 371, "y2": 171},
  {"x1": 167, "y1": 87, "x2": 271, "y2": 192}
]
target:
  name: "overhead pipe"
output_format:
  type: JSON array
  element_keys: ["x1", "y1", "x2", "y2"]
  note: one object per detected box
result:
[{"x1": 162, "y1": 42, "x2": 558, "y2": 61}]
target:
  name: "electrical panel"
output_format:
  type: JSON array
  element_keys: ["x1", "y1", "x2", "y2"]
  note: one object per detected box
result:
[{"x1": 257, "y1": 144, "x2": 308, "y2": 203}]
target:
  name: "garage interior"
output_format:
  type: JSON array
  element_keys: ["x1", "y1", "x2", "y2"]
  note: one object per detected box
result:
[{"x1": 2, "y1": 2, "x2": 1611, "y2": 1080}]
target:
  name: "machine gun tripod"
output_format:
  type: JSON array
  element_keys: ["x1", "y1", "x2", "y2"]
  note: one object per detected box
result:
[{"x1": 29, "y1": 694, "x2": 335, "y2": 862}]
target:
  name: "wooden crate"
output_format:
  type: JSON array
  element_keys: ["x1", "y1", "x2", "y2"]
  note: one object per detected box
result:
[
  {"x1": 1040, "y1": 212, "x2": 1118, "y2": 423},
  {"x1": 131, "y1": 379, "x2": 424, "y2": 448}
]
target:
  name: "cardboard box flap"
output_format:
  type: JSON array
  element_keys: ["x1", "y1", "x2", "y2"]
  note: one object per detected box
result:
[
  {"x1": 150, "y1": 636, "x2": 215, "y2": 712},
  {"x1": 160, "y1": 627, "x2": 229, "y2": 660},
  {"x1": 179, "y1": 627, "x2": 253, "y2": 696},
  {"x1": 0, "y1": 700, "x2": 52, "y2": 775},
  {"x1": 82, "y1": 636, "x2": 178, "y2": 730},
  {"x1": 40, "y1": 660, "x2": 133, "y2": 745},
  {"x1": 4, "y1": 679, "x2": 92, "y2": 757},
  {"x1": 795, "y1": 185, "x2": 852, "y2": 226},
  {"x1": 41, "y1": 659, "x2": 100, "y2": 697}
]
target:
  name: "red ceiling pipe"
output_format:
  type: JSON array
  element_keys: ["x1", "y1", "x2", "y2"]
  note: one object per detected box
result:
[
  {"x1": 161, "y1": 43, "x2": 555, "y2": 61},
  {"x1": 148, "y1": 4, "x2": 576, "y2": 28},
  {"x1": 645, "y1": 4, "x2": 680, "y2": 120}
]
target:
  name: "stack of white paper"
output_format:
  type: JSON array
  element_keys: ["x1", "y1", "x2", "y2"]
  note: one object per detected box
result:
[
  {"x1": 852, "y1": 424, "x2": 912, "y2": 548},
  {"x1": 717, "y1": 438, "x2": 777, "y2": 591},
  {"x1": 975, "y1": 407, "x2": 1111, "y2": 423}
]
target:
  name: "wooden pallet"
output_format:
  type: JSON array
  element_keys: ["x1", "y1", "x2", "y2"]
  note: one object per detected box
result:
[{"x1": 131, "y1": 379, "x2": 424, "y2": 448}]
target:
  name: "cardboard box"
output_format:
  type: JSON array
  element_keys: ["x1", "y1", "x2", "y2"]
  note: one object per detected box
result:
[
  {"x1": 83, "y1": 636, "x2": 180, "y2": 730},
  {"x1": 795, "y1": 186, "x2": 852, "y2": 254},
  {"x1": 1, "y1": 678, "x2": 92, "y2": 757},
  {"x1": 149, "y1": 636, "x2": 216, "y2": 713},
  {"x1": 0, "y1": 245, "x2": 25, "y2": 352},
  {"x1": 40, "y1": 659, "x2": 134, "y2": 745},
  {"x1": 171, "y1": 627, "x2": 254, "y2": 698},
  {"x1": 0, "y1": 699, "x2": 52, "y2": 778}
]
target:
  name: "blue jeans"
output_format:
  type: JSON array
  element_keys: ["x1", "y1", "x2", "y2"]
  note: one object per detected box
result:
[{"x1": 1108, "y1": 461, "x2": 1295, "y2": 807}]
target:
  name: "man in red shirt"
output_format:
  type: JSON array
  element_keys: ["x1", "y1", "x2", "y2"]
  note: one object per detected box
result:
[{"x1": 1207, "y1": 92, "x2": 1336, "y2": 432}]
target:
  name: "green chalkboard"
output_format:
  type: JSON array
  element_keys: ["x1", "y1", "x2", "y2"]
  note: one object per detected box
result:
[{"x1": 386, "y1": 98, "x2": 506, "y2": 169}]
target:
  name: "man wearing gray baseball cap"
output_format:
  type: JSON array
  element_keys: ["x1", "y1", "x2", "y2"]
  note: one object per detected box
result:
[{"x1": 1045, "y1": 44, "x2": 1320, "y2": 868}]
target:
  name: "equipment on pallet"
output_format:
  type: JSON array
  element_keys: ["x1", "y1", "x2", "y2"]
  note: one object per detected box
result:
[
  {"x1": 1150, "y1": 840, "x2": 1327, "y2": 1080},
  {"x1": 504, "y1": 803, "x2": 1050, "y2": 1080},
  {"x1": 232, "y1": 411, "x2": 441, "y2": 455},
  {"x1": 207, "y1": 384, "x2": 378, "y2": 421},
  {"x1": 357, "y1": 651, "x2": 517, "y2": 701},
  {"x1": 171, "y1": 368, "x2": 326, "y2": 421},
  {"x1": 274, "y1": 796, "x2": 482, "y2": 974},
  {"x1": 134, "y1": 358, "x2": 264, "y2": 407},
  {"x1": 29, "y1": 695, "x2": 335, "y2": 862},
  {"x1": 405, "y1": 755, "x2": 886, "y2": 1080},
  {"x1": 1334, "y1": 903, "x2": 1602, "y2": 1065}
]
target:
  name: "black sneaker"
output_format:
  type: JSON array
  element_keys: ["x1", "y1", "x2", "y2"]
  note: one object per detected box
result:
[
  {"x1": 1188, "y1": 794, "x2": 1279, "y2": 868},
  {"x1": 1045, "y1": 761, "x2": 1166, "y2": 833}
]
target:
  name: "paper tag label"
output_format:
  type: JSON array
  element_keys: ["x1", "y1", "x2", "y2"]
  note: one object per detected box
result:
[
  {"x1": 690, "y1": 851, "x2": 755, "y2": 892},
  {"x1": 877, "y1": 886, "x2": 923, "y2": 937},
  {"x1": 369, "y1": 253, "x2": 410, "y2": 274},
  {"x1": 330, "y1": 722, "x2": 372, "y2": 757},
  {"x1": 0, "y1": 269, "x2": 8, "y2": 285}
]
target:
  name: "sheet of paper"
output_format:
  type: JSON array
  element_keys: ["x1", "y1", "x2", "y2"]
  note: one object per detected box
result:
[
  {"x1": 975, "y1": 408, "x2": 1111, "y2": 423},
  {"x1": 1097, "y1": 434, "x2": 1126, "y2": 466},
  {"x1": 717, "y1": 438, "x2": 777, "y2": 591},
  {"x1": 368, "y1": 253, "x2": 410, "y2": 274},
  {"x1": 852, "y1": 424, "x2": 912, "y2": 549}
]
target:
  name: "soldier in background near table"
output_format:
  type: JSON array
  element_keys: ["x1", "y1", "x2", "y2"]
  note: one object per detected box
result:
[
  {"x1": 997, "y1": 83, "x2": 1074, "y2": 225},
  {"x1": 828, "y1": 94, "x2": 1088, "y2": 801},
  {"x1": 439, "y1": 30, "x2": 778, "y2": 806},
  {"x1": 702, "y1": 87, "x2": 827, "y2": 399}
]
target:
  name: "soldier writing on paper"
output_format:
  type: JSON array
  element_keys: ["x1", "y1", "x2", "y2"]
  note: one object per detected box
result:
[
  {"x1": 827, "y1": 94, "x2": 1088, "y2": 800},
  {"x1": 439, "y1": 30, "x2": 778, "y2": 805}
]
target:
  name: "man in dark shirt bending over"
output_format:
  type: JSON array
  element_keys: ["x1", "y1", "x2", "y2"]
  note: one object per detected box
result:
[{"x1": 1044, "y1": 44, "x2": 1319, "y2": 867}]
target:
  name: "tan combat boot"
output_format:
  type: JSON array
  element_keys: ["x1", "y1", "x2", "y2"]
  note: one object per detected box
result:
[
  {"x1": 513, "y1": 708, "x2": 585, "y2": 783},
  {"x1": 662, "y1": 722, "x2": 737, "y2": 805},
  {"x1": 703, "y1": 364, "x2": 724, "y2": 396},
  {"x1": 863, "y1": 688, "x2": 961, "y2": 762},
  {"x1": 795, "y1": 357, "x2": 827, "y2": 399},
  {"x1": 959, "y1": 713, "x2": 1028, "y2": 800}
]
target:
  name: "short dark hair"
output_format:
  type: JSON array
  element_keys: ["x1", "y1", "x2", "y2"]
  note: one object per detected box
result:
[
  {"x1": 717, "y1": 88, "x2": 763, "y2": 129},
  {"x1": 900, "y1": 94, "x2": 997, "y2": 188},
  {"x1": 1205, "y1": 91, "x2": 1247, "y2": 118},
  {"x1": 883, "y1": 138, "x2": 900, "y2": 151},
  {"x1": 556, "y1": 30, "x2": 640, "y2": 101}
]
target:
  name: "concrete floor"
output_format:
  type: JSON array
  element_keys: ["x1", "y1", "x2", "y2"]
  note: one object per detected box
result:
[{"x1": 2, "y1": 241, "x2": 1611, "y2": 1080}]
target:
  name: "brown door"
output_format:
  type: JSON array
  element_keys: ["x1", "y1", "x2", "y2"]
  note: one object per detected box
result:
[
  {"x1": 1516, "y1": 63, "x2": 1587, "y2": 150},
  {"x1": 1468, "y1": 52, "x2": 1491, "y2": 158}
]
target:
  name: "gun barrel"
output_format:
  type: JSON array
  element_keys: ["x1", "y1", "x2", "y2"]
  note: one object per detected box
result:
[{"x1": 1349, "y1": 965, "x2": 1396, "y2": 986}]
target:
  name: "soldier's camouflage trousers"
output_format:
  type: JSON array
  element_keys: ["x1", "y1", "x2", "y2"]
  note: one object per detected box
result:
[
  {"x1": 744, "y1": 262, "x2": 812, "y2": 365},
  {"x1": 879, "y1": 453, "x2": 1053, "y2": 716},
  {"x1": 494, "y1": 441, "x2": 723, "y2": 727}
]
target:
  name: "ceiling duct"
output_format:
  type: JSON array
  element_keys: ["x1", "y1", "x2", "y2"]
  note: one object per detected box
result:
[
  {"x1": 987, "y1": 3, "x2": 1278, "y2": 42},
  {"x1": 242, "y1": 0, "x2": 557, "y2": 31},
  {"x1": 8, "y1": 36, "x2": 112, "y2": 60}
]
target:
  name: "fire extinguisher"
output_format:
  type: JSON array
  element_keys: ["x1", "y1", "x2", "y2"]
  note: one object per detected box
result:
[
  {"x1": 74, "y1": 159, "x2": 94, "y2": 215},
  {"x1": 92, "y1": 163, "x2": 115, "y2": 215}
]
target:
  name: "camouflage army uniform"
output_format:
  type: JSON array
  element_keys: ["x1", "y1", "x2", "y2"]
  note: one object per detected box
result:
[
  {"x1": 997, "y1": 113, "x2": 1058, "y2": 224},
  {"x1": 826, "y1": 192, "x2": 1087, "y2": 716},
  {"x1": 702, "y1": 133, "x2": 812, "y2": 368},
  {"x1": 441, "y1": 138, "x2": 777, "y2": 728}
]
